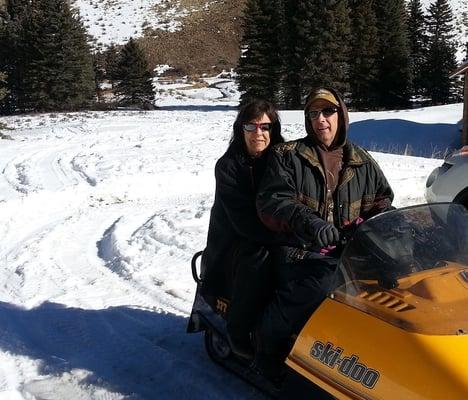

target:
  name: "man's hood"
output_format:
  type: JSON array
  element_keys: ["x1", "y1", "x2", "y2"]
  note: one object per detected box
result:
[{"x1": 304, "y1": 87, "x2": 349, "y2": 150}]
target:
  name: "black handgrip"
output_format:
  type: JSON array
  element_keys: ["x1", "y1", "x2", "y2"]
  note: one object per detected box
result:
[{"x1": 191, "y1": 251, "x2": 204, "y2": 284}]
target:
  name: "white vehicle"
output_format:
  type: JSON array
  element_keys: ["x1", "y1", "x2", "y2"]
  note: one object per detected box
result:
[{"x1": 425, "y1": 146, "x2": 468, "y2": 208}]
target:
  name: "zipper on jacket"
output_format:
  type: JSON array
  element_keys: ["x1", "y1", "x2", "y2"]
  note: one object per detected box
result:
[
  {"x1": 334, "y1": 190, "x2": 343, "y2": 227},
  {"x1": 326, "y1": 189, "x2": 334, "y2": 224}
]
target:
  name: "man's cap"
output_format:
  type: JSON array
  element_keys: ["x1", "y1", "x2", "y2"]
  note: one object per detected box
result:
[{"x1": 306, "y1": 88, "x2": 339, "y2": 108}]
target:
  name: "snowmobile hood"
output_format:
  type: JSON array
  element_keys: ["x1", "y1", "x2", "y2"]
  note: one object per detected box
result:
[{"x1": 285, "y1": 203, "x2": 468, "y2": 399}]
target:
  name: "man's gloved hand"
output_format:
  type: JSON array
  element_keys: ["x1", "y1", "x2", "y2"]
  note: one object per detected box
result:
[
  {"x1": 315, "y1": 223, "x2": 340, "y2": 247},
  {"x1": 304, "y1": 217, "x2": 340, "y2": 248}
]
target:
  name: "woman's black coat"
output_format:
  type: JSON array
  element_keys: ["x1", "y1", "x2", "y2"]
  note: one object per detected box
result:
[{"x1": 200, "y1": 146, "x2": 276, "y2": 303}]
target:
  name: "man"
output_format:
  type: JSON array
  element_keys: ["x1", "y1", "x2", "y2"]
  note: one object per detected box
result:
[{"x1": 255, "y1": 87, "x2": 394, "y2": 368}]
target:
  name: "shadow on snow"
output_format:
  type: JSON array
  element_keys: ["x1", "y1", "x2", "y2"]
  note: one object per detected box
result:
[
  {"x1": 0, "y1": 301, "x2": 257, "y2": 399},
  {"x1": 157, "y1": 104, "x2": 237, "y2": 112},
  {"x1": 349, "y1": 119, "x2": 462, "y2": 158}
]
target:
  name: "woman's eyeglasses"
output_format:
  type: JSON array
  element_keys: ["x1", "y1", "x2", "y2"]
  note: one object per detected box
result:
[
  {"x1": 243, "y1": 123, "x2": 271, "y2": 132},
  {"x1": 308, "y1": 107, "x2": 339, "y2": 120}
]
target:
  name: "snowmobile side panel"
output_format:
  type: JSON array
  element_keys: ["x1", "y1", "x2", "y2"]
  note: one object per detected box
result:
[{"x1": 286, "y1": 298, "x2": 468, "y2": 400}]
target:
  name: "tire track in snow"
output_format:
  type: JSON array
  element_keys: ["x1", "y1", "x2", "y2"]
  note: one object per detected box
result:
[
  {"x1": 2, "y1": 145, "x2": 93, "y2": 195},
  {"x1": 95, "y1": 193, "x2": 212, "y2": 316},
  {"x1": 0, "y1": 110, "x2": 265, "y2": 400}
]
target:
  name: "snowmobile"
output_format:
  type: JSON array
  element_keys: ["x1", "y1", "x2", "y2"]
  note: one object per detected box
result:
[{"x1": 187, "y1": 202, "x2": 468, "y2": 399}]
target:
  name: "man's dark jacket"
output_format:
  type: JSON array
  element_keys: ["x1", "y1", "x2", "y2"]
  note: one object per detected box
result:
[
  {"x1": 257, "y1": 138, "x2": 394, "y2": 244},
  {"x1": 256, "y1": 89, "x2": 394, "y2": 250}
]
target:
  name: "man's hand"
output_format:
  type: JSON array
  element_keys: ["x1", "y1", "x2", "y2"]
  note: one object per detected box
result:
[
  {"x1": 315, "y1": 223, "x2": 340, "y2": 247},
  {"x1": 303, "y1": 217, "x2": 340, "y2": 248}
]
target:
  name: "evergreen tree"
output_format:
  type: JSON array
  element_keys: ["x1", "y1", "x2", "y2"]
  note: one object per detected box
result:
[
  {"x1": 373, "y1": 0, "x2": 412, "y2": 108},
  {"x1": 0, "y1": 16, "x2": 8, "y2": 105},
  {"x1": 424, "y1": 0, "x2": 458, "y2": 104},
  {"x1": 63, "y1": 7, "x2": 96, "y2": 109},
  {"x1": 93, "y1": 50, "x2": 106, "y2": 103},
  {"x1": 114, "y1": 38, "x2": 154, "y2": 108},
  {"x1": 310, "y1": 0, "x2": 351, "y2": 94},
  {"x1": 21, "y1": 0, "x2": 95, "y2": 111},
  {"x1": 104, "y1": 43, "x2": 120, "y2": 84},
  {"x1": 1, "y1": 0, "x2": 95, "y2": 113},
  {"x1": 282, "y1": 0, "x2": 350, "y2": 109},
  {"x1": 0, "y1": 0, "x2": 31, "y2": 113},
  {"x1": 0, "y1": 71, "x2": 8, "y2": 102},
  {"x1": 348, "y1": 0, "x2": 379, "y2": 109},
  {"x1": 281, "y1": 0, "x2": 312, "y2": 108},
  {"x1": 407, "y1": 0, "x2": 428, "y2": 97},
  {"x1": 235, "y1": 0, "x2": 283, "y2": 105}
]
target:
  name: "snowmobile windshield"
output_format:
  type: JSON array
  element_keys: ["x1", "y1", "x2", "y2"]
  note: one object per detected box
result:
[{"x1": 333, "y1": 203, "x2": 468, "y2": 335}]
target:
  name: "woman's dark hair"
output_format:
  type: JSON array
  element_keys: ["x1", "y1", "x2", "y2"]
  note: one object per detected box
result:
[{"x1": 229, "y1": 99, "x2": 283, "y2": 155}]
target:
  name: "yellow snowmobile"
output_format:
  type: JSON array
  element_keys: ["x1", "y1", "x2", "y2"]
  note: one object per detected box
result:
[{"x1": 188, "y1": 202, "x2": 468, "y2": 399}]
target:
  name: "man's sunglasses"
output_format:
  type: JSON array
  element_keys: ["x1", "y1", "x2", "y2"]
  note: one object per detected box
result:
[
  {"x1": 243, "y1": 123, "x2": 272, "y2": 132},
  {"x1": 308, "y1": 107, "x2": 339, "y2": 120}
]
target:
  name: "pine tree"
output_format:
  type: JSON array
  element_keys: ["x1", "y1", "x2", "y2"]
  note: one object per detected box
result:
[
  {"x1": 0, "y1": 0, "x2": 31, "y2": 113},
  {"x1": 0, "y1": 71, "x2": 8, "y2": 102},
  {"x1": 1, "y1": 0, "x2": 95, "y2": 112},
  {"x1": 61, "y1": 6, "x2": 95, "y2": 109},
  {"x1": 349, "y1": 0, "x2": 379, "y2": 109},
  {"x1": 282, "y1": 0, "x2": 350, "y2": 109},
  {"x1": 309, "y1": 0, "x2": 350, "y2": 93},
  {"x1": 373, "y1": 0, "x2": 412, "y2": 108},
  {"x1": 407, "y1": 0, "x2": 428, "y2": 97},
  {"x1": 281, "y1": 0, "x2": 312, "y2": 108},
  {"x1": 235, "y1": 0, "x2": 283, "y2": 105},
  {"x1": 20, "y1": 0, "x2": 95, "y2": 111},
  {"x1": 93, "y1": 51, "x2": 106, "y2": 103},
  {"x1": 104, "y1": 43, "x2": 120, "y2": 84},
  {"x1": 424, "y1": 0, "x2": 458, "y2": 104},
  {"x1": 114, "y1": 38, "x2": 154, "y2": 108},
  {"x1": 0, "y1": 15, "x2": 8, "y2": 105}
]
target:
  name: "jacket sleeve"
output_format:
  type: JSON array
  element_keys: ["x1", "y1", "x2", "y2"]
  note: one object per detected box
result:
[
  {"x1": 214, "y1": 157, "x2": 278, "y2": 242},
  {"x1": 256, "y1": 148, "x2": 323, "y2": 243},
  {"x1": 363, "y1": 153, "x2": 395, "y2": 219}
]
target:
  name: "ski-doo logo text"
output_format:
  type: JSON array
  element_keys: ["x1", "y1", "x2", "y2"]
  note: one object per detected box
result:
[{"x1": 310, "y1": 341, "x2": 380, "y2": 389}]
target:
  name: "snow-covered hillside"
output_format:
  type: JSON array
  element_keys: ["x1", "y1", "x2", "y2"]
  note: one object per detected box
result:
[
  {"x1": 71, "y1": 0, "x2": 218, "y2": 46},
  {"x1": 72, "y1": 0, "x2": 467, "y2": 62},
  {"x1": 0, "y1": 78, "x2": 463, "y2": 398}
]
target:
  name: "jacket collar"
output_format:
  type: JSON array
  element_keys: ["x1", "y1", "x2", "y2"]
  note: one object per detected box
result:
[{"x1": 297, "y1": 138, "x2": 367, "y2": 168}]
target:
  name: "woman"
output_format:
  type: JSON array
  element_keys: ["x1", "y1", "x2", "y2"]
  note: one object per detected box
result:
[{"x1": 200, "y1": 99, "x2": 284, "y2": 360}]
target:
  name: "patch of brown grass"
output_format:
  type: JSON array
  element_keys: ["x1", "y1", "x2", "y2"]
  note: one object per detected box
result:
[{"x1": 139, "y1": 0, "x2": 246, "y2": 76}]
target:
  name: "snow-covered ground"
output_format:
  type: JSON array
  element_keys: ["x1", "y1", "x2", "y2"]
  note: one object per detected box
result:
[{"x1": 0, "y1": 81, "x2": 463, "y2": 399}]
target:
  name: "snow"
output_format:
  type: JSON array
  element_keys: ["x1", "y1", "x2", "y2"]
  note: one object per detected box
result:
[
  {"x1": 71, "y1": 0, "x2": 188, "y2": 46},
  {"x1": 0, "y1": 79, "x2": 463, "y2": 398},
  {"x1": 71, "y1": 0, "x2": 221, "y2": 47}
]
